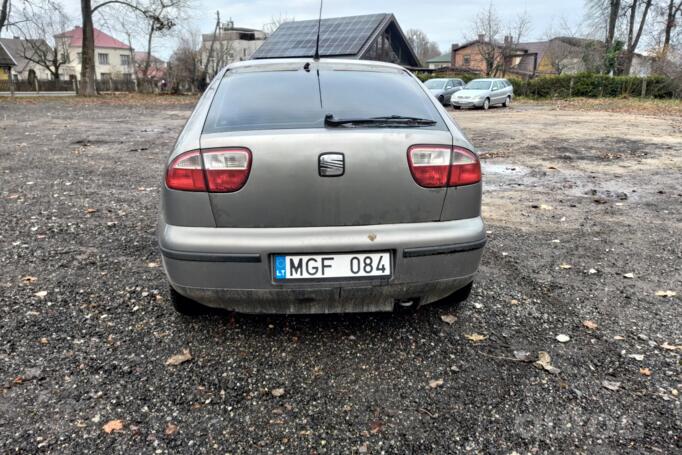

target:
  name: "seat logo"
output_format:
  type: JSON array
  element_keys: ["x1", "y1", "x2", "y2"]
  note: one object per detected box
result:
[{"x1": 319, "y1": 153, "x2": 345, "y2": 177}]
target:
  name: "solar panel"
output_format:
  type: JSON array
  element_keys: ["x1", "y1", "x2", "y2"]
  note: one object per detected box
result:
[{"x1": 253, "y1": 14, "x2": 388, "y2": 59}]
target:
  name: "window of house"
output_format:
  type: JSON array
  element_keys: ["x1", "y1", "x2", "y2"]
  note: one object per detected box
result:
[
  {"x1": 121, "y1": 54, "x2": 131, "y2": 66},
  {"x1": 463, "y1": 55, "x2": 471, "y2": 66},
  {"x1": 98, "y1": 53, "x2": 109, "y2": 65},
  {"x1": 100, "y1": 73, "x2": 111, "y2": 80}
]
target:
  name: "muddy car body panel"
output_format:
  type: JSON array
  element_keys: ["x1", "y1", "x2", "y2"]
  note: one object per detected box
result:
[{"x1": 158, "y1": 59, "x2": 485, "y2": 314}]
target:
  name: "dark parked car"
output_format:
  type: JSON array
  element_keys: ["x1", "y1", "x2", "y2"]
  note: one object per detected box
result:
[{"x1": 424, "y1": 78, "x2": 465, "y2": 105}]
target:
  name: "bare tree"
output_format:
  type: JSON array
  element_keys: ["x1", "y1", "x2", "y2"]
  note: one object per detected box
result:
[
  {"x1": 659, "y1": 0, "x2": 682, "y2": 59},
  {"x1": 623, "y1": 0, "x2": 654, "y2": 74},
  {"x1": 500, "y1": 10, "x2": 531, "y2": 75},
  {"x1": 168, "y1": 29, "x2": 201, "y2": 91},
  {"x1": 405, "y1": 29, "x2": 441, "y2": 65},
  {"x1": 473, "y1": 1, "x2": 503, "y2": 76},
  {"x1": 10, "y1": 0, "x2": 71, "y2": 80},
  {"x1": 79, "y1": 0, "x2": 180, "y2": 96},
  {"x1": 0, "y1": 0, "x2": 9, "y2": 32},
  {"x1": 263, "y1": 12, "x2": 294, "y2": 34}
]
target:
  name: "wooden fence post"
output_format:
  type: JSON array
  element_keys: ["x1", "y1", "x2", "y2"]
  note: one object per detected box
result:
[
  {"x1": 34, "y1": 78, "x2": 39, "y2": 93},
  {"x1": 641, "y1": 78, "x2": 647, "y2": 98}
]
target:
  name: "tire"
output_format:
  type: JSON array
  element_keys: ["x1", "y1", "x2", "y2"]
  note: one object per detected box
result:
[
  {"x1": 482, "y1": 98, "x2": 490, "y2": 110},
  {"x1": 503, "y1": 96, "x2": 511, "y2": 107},
  {"x1": 169, "y1": 286, "x2": 207, "y2": 316},
  {"x1": 449, "y1": 281, "x2": 474, "y2": 303},
  {"x1": 438, "y1": 95, "x2": 445, "y2": 105},
  {"x1": 452, "y1": 105, "x2": 461, "y2": 110}
]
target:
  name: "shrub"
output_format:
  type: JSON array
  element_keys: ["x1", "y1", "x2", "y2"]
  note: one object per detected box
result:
[{"x1": 508, "y1": 73, "x2": 679, "y2": 99}]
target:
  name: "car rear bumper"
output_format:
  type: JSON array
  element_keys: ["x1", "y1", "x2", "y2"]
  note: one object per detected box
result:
[
  {"x1": 451, "y1": 100, "x2": 483, "y2": 107},
  {"x1": 158, "y1": 217, "x2": 486, "y2": 314}
]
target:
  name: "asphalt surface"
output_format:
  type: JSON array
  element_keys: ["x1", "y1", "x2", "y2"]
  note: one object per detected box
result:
[{"x1": 0, "y1": 98, "x2": 680, "y2": 454}]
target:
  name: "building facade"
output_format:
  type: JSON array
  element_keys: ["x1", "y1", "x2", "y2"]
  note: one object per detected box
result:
[
  {"x1": 0, "y1": 38, "x2": 55, "y2": 81},
  {"x1": 201, "y1": 20, "x2": 266, "y2": 80},
  {"x1": 55, "y1": 27, "x2": 135, "y2": 81}
]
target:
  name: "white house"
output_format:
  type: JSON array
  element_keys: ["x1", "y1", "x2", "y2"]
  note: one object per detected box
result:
[{"x1": 55, "y1": 26, "x2": 135, "y2": 81}]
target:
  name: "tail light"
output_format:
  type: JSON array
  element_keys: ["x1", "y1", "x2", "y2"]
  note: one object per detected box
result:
[
  {"x1": 166, "y1": 150, "x2": 206, "y2": 191},
  {"x1": 166, "y1": 148, "x2": 252, "y2": 193},
  {"x1": 407, "y1": 145, "x2": 480, "y2": 188},
  {"x1": 203, "y1": 148, "x2": 251, "y2": 192}
]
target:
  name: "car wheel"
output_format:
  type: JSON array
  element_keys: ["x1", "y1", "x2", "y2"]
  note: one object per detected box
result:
[
  {"x1": 438, "y1": 95, "x2": 445, "y2": 105},
  {"x1": 503, "y1": 96, "x2": 511, "y2": 107},
  {"x1": 482, "y1": 98, "x2": 490, "y2": 110},
  {"x1": 452, "y1": 105, "x2": 461, "y2": 110},
  {"x1": 169, "y1": 286, "x2": 207, "y2": 316}
]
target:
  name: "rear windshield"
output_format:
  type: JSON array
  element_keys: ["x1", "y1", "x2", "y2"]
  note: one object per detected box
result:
[
  {"x1": 465, "y1": 80, "x2": 492, "y2": 90},
  {"x1": 203, "y1": 67, "x2": 445, "y2": 133},
  {"x1": 424, "y1": 79, "x2": 446, "y2": 89}
]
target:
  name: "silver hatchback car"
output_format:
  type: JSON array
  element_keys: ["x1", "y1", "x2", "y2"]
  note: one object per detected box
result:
[
  {"x1": 159, "y1": 58, "x2": 485, "y2": 315},
  {"x1": 451, "y1": 78, "x2": 513, "y2": 110}
]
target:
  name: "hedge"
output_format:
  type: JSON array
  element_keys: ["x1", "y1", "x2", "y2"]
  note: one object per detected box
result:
[
  {"x1": 508, "y1": 73, "x2": 680, "y2": 99},
  {"x1": 418, "y1": 71, "x2": 681, "y2": 99}
]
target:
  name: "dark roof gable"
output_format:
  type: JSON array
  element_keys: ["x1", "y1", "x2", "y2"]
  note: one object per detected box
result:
[{"x1": 0, "y1": 40, "x2": 17, "y2": 67}]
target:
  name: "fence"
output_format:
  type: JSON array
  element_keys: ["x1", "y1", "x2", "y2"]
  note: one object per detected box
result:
[
  {"x1": 0, "y1": 78, "x2": 162, "y2": 95},
  {"x1": 0, "y1": 78, "x2": 76, "y2": 94}
]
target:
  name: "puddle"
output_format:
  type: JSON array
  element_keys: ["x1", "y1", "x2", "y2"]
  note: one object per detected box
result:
[{"x1": 481, "y1": 163, "x2": 530, "y2": 176}]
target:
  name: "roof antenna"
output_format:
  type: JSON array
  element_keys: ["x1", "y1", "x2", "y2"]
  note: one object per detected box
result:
[{"x1": 313, "y1": 0, "x2": 323, "y2": 60}]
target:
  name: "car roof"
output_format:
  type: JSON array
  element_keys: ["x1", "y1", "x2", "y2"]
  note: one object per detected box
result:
[{"x1": 225, "y1": 58, "x2": 408, "y2": 73}]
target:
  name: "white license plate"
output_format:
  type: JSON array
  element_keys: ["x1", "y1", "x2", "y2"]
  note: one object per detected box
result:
[{"x1": 274, "y1": 252, "x2": 391, "y2": 280}]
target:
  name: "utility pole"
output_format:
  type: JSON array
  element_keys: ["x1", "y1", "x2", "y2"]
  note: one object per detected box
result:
[{"x1": 200, "y1": 10, "x2": 220, "y2": 88}]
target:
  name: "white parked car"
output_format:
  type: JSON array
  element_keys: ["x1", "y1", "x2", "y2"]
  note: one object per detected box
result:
[{"x1": 451, "y1": 78, "x2": 513, "y2": 110}]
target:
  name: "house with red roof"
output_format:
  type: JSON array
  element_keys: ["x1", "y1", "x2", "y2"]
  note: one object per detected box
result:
[{"x1": 55, "y1": 26, "x2": 135, "y2": 81}]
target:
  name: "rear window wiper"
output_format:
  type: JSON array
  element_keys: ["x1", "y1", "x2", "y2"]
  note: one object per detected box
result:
[{"x1": 324, "y1": 114, "x2": 437, "y2": 128}]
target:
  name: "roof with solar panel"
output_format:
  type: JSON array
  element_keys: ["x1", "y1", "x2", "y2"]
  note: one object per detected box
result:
[{"x1": 252, "y1": 13, "x2": 421, "y2": 68}]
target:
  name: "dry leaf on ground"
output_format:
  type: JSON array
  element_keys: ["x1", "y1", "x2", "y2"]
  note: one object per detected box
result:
[
  {"x1": 34, "y1": 291, "x2": 48, "y2": 298},
  {"x1": 661, "y1": 342, "x2": 681, "y2": 351},
  {"x1": 623, "y1": 272, "x2": 634, "y2": 279},
  {"x1": 271, "y1": 388, "x2": 285, "y2": 397},
  {"x1": 534, "y1": 351, "x2": 560, "y2": 374},
  {"x1": 655, "y1": 290, "x2": 677, "y2": 297},
  {"x1": 102, "y1": 419, "x2": 124, "y2": 433},
  {"x1": 464, "y1": 333, "x2": 487, "y2": 343},
  {"x1": 639, "y1": 368, "x2": 652, "y2": 377},
  {"x1": 428, "y1": 378, "x2": 444, "y2": 389},
  {"x1": 21, "y1": 276, "x2": 38, "y2": 284},
  {"x1": 583, "y1": 320, "x2": 598, "y2": 330},
  {"x1": 147, "y1": 262, "x2": 160, "y2": 268},
  {"x1": 440, "y1": 314, "x2": 457, "y2": 325},
  {"x1": 165, "y1": 423, "x2": 178, "y2": 435},
  {"x1": 165, "y1": 349, "x2": 192, "y2": 366},
  {"x1": 559, "y1": 264, "x2": 572, "y2": 269}
]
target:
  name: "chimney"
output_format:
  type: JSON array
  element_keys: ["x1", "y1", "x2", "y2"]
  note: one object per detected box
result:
[
  {"x1": 451, "y1": 43, "x2": 459, "y2": 51},
  {"x1": 504, "y1": 35, "x2": 513, "y2": 46},
  {"x1": 478, "y1": 34, "x2": 485, "y2": 42}
]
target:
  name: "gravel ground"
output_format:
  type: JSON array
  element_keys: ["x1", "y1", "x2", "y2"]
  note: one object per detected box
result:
[{"x1": 0, "y1": 98, "x2": 680, "y2": 454}]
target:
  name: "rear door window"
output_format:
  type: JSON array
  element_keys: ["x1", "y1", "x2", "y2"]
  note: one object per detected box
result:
[
  {"x1": 318, "y1": 70, "x2": 445, "y2": 129},
  {"x1": 203, "y1": 66, "x2": 445, "y2": 133},
  {"x1": 203, "y1": 70, "x2": 324, "y2": 133}
]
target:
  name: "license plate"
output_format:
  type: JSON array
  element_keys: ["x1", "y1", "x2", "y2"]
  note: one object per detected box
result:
[{"x1": 274, "y1": 252, "x2": 391, "y2": 280}]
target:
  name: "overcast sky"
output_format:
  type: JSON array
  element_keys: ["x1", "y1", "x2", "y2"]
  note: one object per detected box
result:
[{"x1": 49, "y1": 0, "x2": 590, "y2": 59}]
